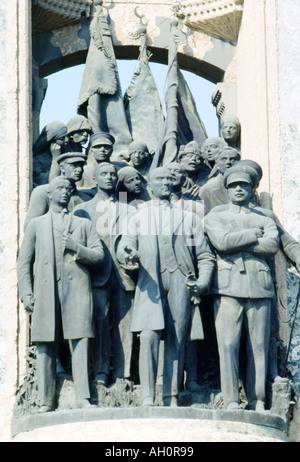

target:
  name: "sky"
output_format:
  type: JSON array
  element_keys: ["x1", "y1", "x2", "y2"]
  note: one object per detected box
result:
[{"x1": 40, "y1": 60, "x2": 219, "y2": 138}]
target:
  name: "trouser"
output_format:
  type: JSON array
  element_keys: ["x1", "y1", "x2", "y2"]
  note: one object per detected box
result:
[
  {"x1": 36, "y1": 338, "x2": 90, "y2": 408},
  {"x1": 35, "y1": 281, "x2": 91, "y2": 407},
  {"x1": 139, "y1": 269, "x2": 191, "y2": 403},
  {"x1": 92, "y1": 275, "x2": 134, "y2": 381},
  {"x1": 214, "y1": 296, "x2": 271, "y2": 409}
]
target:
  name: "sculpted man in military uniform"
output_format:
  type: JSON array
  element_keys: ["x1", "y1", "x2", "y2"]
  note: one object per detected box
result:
[
  {"x1": 17, "y1": 177, "x2": 104, "y2": 412},
  {"x1": 204, "y1": 167, "x2": 279, "y2": 411},
  {"x1": 117, "y1": 167, "x2": 215, "y2": 407}
]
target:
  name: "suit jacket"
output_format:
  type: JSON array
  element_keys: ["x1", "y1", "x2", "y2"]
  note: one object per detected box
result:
[
  {"x1": 117, "y1": 200, "x2": 215, "y2": 332},
  {"x1": 204, "y1": 203, "x2": 280, "y2": 299},
  {"x1": 18, "y1": 211, "x2": 104, "y2": 342},
  {"x1": 74, "y1": 192, "x2": 137, "y2": 291}
]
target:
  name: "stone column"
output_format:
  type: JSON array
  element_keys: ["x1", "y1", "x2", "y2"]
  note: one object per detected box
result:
[
  {"x1": 276, "y1": 0, "x2": 300, "y2": 442},
  {"x1": 0, "y1": 0, "x2": 32, "y2": 441}
]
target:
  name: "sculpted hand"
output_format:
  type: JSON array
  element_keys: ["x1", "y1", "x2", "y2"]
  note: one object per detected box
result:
[
  {"x1": 253, "y1": 227, "x2": 264, "y2": 238},
  {"x1": 22, "y1": 294, "x2": 35, "y2": 313},
  {"x1": 124, "y1": 246, "x2": 139, "y2": 267},
  {"x1": 62, "y1": 234, "x2": 78, "y2": 252},
  {"x1": 50, "y1": 142, "x2": 62, "y2": 160},
  {"x1": 186, "y1": 278, "x2": 209, "y2": 299}
]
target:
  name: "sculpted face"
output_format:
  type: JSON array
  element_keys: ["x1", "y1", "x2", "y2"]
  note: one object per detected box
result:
[
  {"x1": 149, "y1": 169, "x2": 173, "y2": 199},
  {"x1": 217, "y1": 150, "x2": 240, "y2": 174},
  {"x1": 202, "y1": 140, "x2": 222, "y2": 162},
  {"x1": 167, "y1": 164, "x2": 185, "y2": 188},
  {"x1": 227, "y1": 181, "x2": 253, "y2": 206},
  {"x1": 71, "y1": 130, "x2": 89, "y2": 146},
  {"x1": 221, "y1": 122, "x2": 240, "y2": 142},
  {"x1": 123, "y1": 173, "x2": 142, "y2": 194},
  {"x1": 60, "y1": 160, "x2": 84, "y2": 182},
  {"x1": 92, "y1": 144, "x2": 113, "y2": 162},
  {"x1": 55, "y1": 134, "x2": 69, "y2": 148},
  {"x1": 94, "y1": 164, "x2": 117, "y2": 191},
  {"x1": 49, "y1": 178, "x2": 72, "y2": 206},
  {"x1": 130, "y1": 149, "x2": 148, "y2": 168},
  {"x1": 180, "y1": 151, "x2": 202, "y2": 173}
]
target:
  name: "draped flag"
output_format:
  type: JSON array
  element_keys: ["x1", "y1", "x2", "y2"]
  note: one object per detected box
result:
[
  {"x1": 124, "y1": 36, "x2": 165, "y2": 155},
  {"x1": 152, "y1": 18, "x2": 207, "y2": 168},
  {"x1": 177, "y1": 69, "x2": 208, "y2": 147},
  {"x1": 151, "y1": 19, "x2": 179, "y2": 169},
  {"x1": 77, "y1": 2, "x2": 132, "y2": 156}
]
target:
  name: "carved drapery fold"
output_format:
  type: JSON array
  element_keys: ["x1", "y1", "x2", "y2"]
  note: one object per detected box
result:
[{"x1": 178, "y1": 0, "x2": 244, "y2": 42}]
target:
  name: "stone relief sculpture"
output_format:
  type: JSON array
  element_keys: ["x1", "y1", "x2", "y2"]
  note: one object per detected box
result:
[
  {"x1": 116, "y1": 167, "x2": 215, "y2": 406},
  {"x1": 220, "y1": 115, "x2": 241, "y2": 150},
  {"x1": 15, "y1": 0, "x2": 297, "y2": 421},
  {"x1": 18, "y1": 177, "x2": 104, "y2": 411},
  {"x1": 204, "y1": 167, "x2": 280, "y2": 411}
]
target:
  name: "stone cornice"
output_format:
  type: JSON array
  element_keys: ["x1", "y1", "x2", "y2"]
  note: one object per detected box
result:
[
  {"x1": 178, "y1": 0, "x2": 244, "y2": 42},
  {"x1": 32, "y1": 0, "x2": 93, "y2": 20}
]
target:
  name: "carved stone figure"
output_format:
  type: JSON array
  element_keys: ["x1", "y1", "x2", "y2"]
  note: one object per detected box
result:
[
  {"x1": 200, "y1": 137, "x2": 228, "y2": 175},
  {"x1": 66, "y1": 115, "x2": 92, "y2": 151},
  {"x1": 32, "y1": 121, "x2": 70, "y2": 187},
  {"x1": 177, "y1": 141, "x2": 210, "y2": 198},
  {"x1": 199, "y1": 147, "x2": 241, "y2": 213},
  {"x1": 204, "y1": 168, "x2": 280, "y2": 411},
  {"x1": 80, "y1": 132, "x2": 126, "y2": 189},
  {"x1": 17, "y1": 177, "x2": 104, "y2": 411},
  {"x1": 167, "y1": 161, "x2": 205, "y2": 214},
  {"x1": 24, "y1": 151, "x2": 92, "y2": 229},
  {"x1": 117, "y1": 167, "x2": 215, "y2": 407},
  {"x1": 220, "y1": 115, "x2": 241, "y2": 150},
  {"x1": 227, "y1": 160, "x2": 300, "y2": 383},
  {"x1": 127, "y1": 140, "x2": 152, "y2": 179},
  {"x1": 116, "y1": 166, "x2": 150, "y2": 205},
  {"x1": 74, "y1": 162, "x2": 137, "y2": 385}
]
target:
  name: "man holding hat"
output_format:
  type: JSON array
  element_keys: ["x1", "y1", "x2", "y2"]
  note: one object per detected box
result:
[
  {"x1": 25, "y1": 151, "x2": 92, "y2": 229},
  {"x1": 204, "y1": 167, "x2": 279, "y2": 411}
]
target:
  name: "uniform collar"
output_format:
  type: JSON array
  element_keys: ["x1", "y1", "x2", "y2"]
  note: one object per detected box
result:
[{"x1": 228, "y1": 203, "x2": 252, "y2": 214}]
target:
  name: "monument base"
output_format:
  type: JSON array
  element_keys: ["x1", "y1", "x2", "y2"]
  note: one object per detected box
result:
[{"x1": 12, "y1": 407, "x2": 288, "y2": 442}]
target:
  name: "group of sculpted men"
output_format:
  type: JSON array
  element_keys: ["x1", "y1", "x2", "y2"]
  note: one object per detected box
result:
[{"x1": 18, "y1": 114, "x2": 300, "y2": 413}]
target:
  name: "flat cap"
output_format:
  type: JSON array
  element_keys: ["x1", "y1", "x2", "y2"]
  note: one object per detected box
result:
[
  {"x1": 90, "y1": 132, "x2": 115, "y2": 147},
  {"x1": 56, "y1": 151, "x2": 87, "y2": 164}
]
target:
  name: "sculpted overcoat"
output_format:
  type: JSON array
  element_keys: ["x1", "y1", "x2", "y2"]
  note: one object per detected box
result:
[
  {"x1": 117, "y1": 201, "x2": 215, "y2": 332},
  {"x1": 18, "y1": 211, "x2": 104, "y2": 342}
]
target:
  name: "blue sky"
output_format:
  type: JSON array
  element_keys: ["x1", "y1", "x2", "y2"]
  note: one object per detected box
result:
[{"x1": 40, "y1": 60, "x2": 219, "y2": 138}]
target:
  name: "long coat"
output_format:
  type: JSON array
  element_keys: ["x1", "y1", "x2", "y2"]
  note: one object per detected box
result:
[
  {"x1": 117, "y1": 201, "x2": 215, "y2": 332},
  {"x1": 204, "y1": 203, "x2": 280, "y2": 299},
  {"x1": 17, "y1": 211, "x2": 104, "y2": 342}
]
